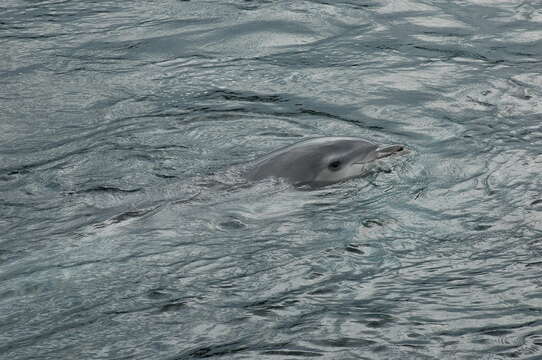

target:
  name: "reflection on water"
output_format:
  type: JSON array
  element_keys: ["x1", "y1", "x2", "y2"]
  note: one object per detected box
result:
[{"x1": 1, "y1": 0, "x2": 542, "y2": 359}]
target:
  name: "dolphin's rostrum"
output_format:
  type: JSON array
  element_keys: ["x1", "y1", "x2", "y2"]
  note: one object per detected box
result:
[{"x1": 247, "y1": 137, "x2": 405, "y2": 187}]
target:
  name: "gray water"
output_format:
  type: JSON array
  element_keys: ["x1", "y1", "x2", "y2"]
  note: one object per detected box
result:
[{"x1": 2, "y1": 0, "x2": 542, "y2": 359}]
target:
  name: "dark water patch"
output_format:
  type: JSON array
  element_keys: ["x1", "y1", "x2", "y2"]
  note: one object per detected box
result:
[
  {"x1": 92, "y1": 204, "x2": 162, "y2": 228},
  {"x1": 261, "y1": 349, "x2": 323, "y2": 357},
  {"x1": 188, "y1": 88, "x2": 388, "y2": 132},
  {"x1": 199, "y1": 89, "x2": 288, "y2": 104},
  {"x1": 77, "y1": 185, "x2": 141, "y2": 194},
  {"x1": 182, "y1": 341, "x2": 249, "y2": 359},
  {"x1": 311, "y1": 337, "x2": 377, "y2": 348}
]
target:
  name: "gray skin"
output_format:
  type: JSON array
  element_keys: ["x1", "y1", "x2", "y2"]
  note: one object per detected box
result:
[{"x1": 247, "y1": 137, "x2": 405, "y2": 187}]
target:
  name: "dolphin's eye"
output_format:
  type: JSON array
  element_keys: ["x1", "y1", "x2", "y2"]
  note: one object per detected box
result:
[{"x1": 328, "y1": 160, "x2": 342, "y2": 171}]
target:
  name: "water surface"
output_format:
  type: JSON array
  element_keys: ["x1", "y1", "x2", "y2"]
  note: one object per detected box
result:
[{"x1": 1, "y1": 0, "x2": 542, "y2": 359}]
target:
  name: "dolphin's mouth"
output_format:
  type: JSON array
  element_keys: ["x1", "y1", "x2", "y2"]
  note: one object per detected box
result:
[
  {"x1": 374, "y1": 144, "x2": 407, "y2": 159},
  {"x1": 351, "y1": 144, "x2": 407, "y2": 165}
]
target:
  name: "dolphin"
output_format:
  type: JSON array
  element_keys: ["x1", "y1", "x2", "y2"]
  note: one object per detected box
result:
[{"x1": 246, "y1": 137, "x2": 405, "y2": 187}]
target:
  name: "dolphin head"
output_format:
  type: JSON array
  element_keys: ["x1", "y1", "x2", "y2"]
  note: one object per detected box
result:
[{"x1": 247, "y1": 137, "x2": 405, "y2": 187}]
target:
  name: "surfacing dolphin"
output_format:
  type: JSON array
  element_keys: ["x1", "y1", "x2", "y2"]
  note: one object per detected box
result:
[{"x1": 247, "y1": 137, "x2": 405, "y2": 187}]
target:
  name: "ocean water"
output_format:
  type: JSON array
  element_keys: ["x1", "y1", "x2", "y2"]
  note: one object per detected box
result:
[{"x1": 1, "y1": 0, "x2": 542, "y2": 359}]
